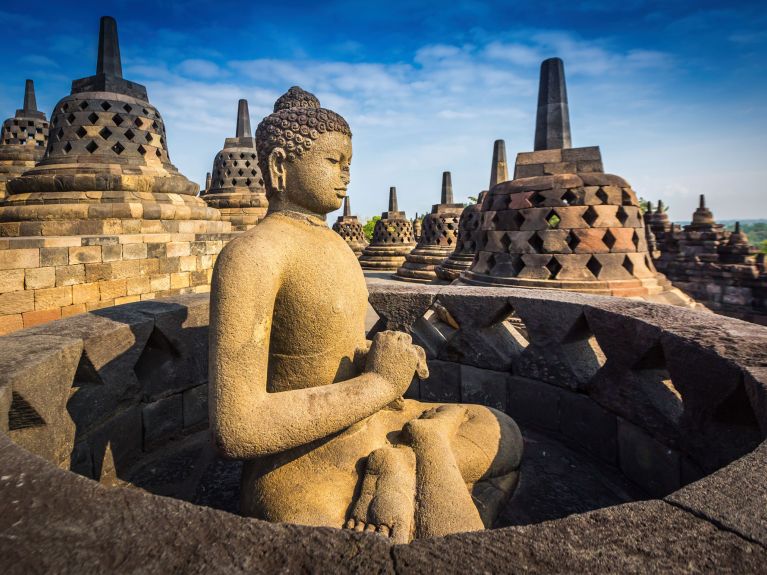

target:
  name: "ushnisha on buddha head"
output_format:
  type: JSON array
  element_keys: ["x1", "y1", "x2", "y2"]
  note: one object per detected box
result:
[{"x1": 255, "y1": 86, "x2": 352, "y2": 217}]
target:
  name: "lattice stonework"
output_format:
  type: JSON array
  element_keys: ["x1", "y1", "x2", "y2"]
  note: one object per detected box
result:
[
  {"x1": 47, "y1": 97, "x2": 170, "y2": 164},
  {"x1": 1, "y1": 117, "x2": 49, "y2": 148},
  {"x1": 333, "y1": 220, "x2": 366, "y2": 243},
  {"x1": 212, "y1": 149, "x2": 263, "y2": 190},
  {"x1": 420, "y1": 213, "x2": 460, "y2": 247},
  {"x1": 372, "y1": 218, "x2": 415, "y2": 244}
]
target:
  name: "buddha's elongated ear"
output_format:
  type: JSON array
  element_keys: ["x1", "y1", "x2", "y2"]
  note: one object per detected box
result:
[{"x1": 268, "y1": 147, "x2": 287, "y2": 194}]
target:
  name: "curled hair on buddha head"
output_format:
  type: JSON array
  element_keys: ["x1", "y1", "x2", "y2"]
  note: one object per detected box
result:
[{"x1": 255, "y1": 86, "x2": 352, "y2": 199}]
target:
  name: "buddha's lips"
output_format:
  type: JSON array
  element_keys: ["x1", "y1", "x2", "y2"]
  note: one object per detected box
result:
[{"x1": 335, "y1": 189, "x2": 347, "y2": 197}]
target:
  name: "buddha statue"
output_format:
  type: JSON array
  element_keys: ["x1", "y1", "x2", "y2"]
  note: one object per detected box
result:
[{"x1": 209, "y1": 86, "x2": 523, "y2": 543}]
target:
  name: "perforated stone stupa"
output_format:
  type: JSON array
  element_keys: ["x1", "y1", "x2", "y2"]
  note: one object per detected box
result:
[
  {"x1": 393, "y1": 172, "x2": 463, "y2": 283},
  {"x1": 0, "y1": 80, "x2": 49, "y2": 200},
  {"x1": 0, "y1": 16, "x2": 231, "y2": 333},
  {"x1": 437, "y1": 140, "x2": 508, "y2": 281},
  {"x1": 461, "y1": 57, "x2": 693, "y2": 306},
  {"x1": 332, "y1": 196, "x2": 367, "y2": 256},
  {"x1": 359, "y1": 186, "x2": 416, "y2": 270},
  {"x1": 200, "y1": 99, "x2": 267, "y2": 230}
]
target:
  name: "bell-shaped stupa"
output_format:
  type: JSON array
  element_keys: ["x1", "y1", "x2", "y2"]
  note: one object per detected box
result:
[
  {"x1": 200, "y1": 99, "x2": 268, "y2": 230},
  {"x1": 332, "y1": 196, "x2": 367, "y2": 256},
  {"x1": 359, "y1": 186, "x2": 416, "y2": 270},
  {"x1": 0, "y1": 16, "x2": 232, "y2": 333},
  {"x1": 436, "y1": 139, "x2": 508, "y2": 281},
  {"x1": 393, "y1": 172, "x2": 463, "y2": 282},
  {"x1": 461, "y1": 58, "x2": 693, "y2": 307},
  {"x1": 1, "y1": 16, "x2": 224, "y2": 236},
  {"x1": 0, "y1": 80, "x2": 49, "y2": 200}
]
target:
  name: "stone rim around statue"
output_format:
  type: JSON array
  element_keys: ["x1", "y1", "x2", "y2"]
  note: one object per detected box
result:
[
  {"x1": 393, "y1": 172, "x2": 463, "y2": 283},
  {"x1": 1, "y1": 16, "x2": 223, "y2": 235},
  {"x1": 0, "y1": 80, "x2": 49, "y2": 200},
  {"x1": 199, "y1": 99, "x2": 268, "y2": 231},
  {"x1": 359, "y1": 187, "x2": 416, "y2": 270}
]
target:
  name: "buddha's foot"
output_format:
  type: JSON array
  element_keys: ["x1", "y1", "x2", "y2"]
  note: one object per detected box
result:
[
  {"x1": 345, "y1": 445, "x2": 416, "y2": 544},
  {"x1": 402, "y1": 404, "x2": 468, "y2": 443}
]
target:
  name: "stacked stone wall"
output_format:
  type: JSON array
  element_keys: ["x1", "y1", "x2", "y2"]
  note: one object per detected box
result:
[{"x1": 0, "y1": 233, "x2": 232, "y2": 334}]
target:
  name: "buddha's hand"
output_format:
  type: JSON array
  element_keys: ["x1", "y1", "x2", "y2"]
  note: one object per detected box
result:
[{"x1": 365, "y1": 331, "x2": 429, "y2": 395}]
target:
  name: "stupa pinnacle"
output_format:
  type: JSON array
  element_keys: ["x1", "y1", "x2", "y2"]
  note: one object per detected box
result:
[
  {"x1": 0, "y1": 79, "x2": 49, "y2": 199},
  {"x1": 461, "y1": 58, "x2": 694, "y2": 307},
  {"x1": 437, "y1": 140, "x2": 509, "y2": 281},
  {"x1": 332, "y1": 196, "x2": 367, "y2": 256},
  {"x1": 394, "y1": 171, "x2": 464, "y2": 283},
  {"x1": 200, "y1": 99, "x2": 268, "y2": 230},
  {"x1": 359, "y1": 186, "x2": 416, "y2": 270}
]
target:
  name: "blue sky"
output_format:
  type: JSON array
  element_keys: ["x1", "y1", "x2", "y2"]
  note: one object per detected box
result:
[{"x1": 1, "y1": 0, "x2": 766, "y2": 222}]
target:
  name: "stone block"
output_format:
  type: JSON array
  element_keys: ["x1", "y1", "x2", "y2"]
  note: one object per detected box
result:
[
  {"x1": 72, "y1": 282, "x2": 100, "y2": 305},
  {"x1": 61, "y1": 304, "x2": 87, "y2": 318},
  {"x1": 143, "y1": 394, "x2": 184, "y2": 448},
  {"x1": 55, "y1": 264, "x2": 85, "y2": 287},
  {"x1": 420, "y1": 359, "x2": 461, "y2": 403},
  {"x1": 190, "y1": 271, "x2": 208, "y2": 286},
  {"x1": 22, "y1": 308, "x2": 62, "y2": 327},
  {"x1": 666, "y1": 441, "x2": 767, "y2": 546},
  {"x1": 127, "y1": 276, "x2": 151, "y2": 296},
  {"x1": 0, "y1": 248, "x2": 39, "y2": 270},
  {"x1": 543, "y1": 162, "x2": 576, "y2": 175},
  {"x1": 85, "y1": 263, "x2": 113, "y2": 282},
  {"x1": 562, "y1": 146, "x2": 602, "y2": 162},
  {"x1": 0, "y1": 290, "x2": 34, "y2": 314},
  {"x1": 147, "y1": 243, "x2": 167, "y2": 259},
  {"x1": 560, "y1": 392, "x2": 618, "y2": 464},
  {"x1": 618, "y1": 417, "x2": 680, "y2": 497},
  {"x1": 166, "y1": 242, "x2": 191, "y2": 258},
  {"x1": 0, "y1": 269, "x2": 25, "y2": 293},
  {"x1": 183, "y1": 384, "x2": 209, "y2": 429},
  {"x1": 115, "y1": 295, "x2": 141, "y2": 305},
  {"x1": 151, "y1": 274, "x2": 171, "y2": 292},
  {"x1": 101, "y1": 244, "x2": 123, "y2": 262},
  {"x1": 159, "y1": 257, "x2": 180, "y2": 274},
  {"x1": 460, "y1": 365, "x2": 508, "y2": 411},
  {"x1": 69, "y1": 246, "x2": 102, "y2": 264},
  {"x1": 99, "y1": 279, "x2": 127, "y2": 301},
  {"x1": 123, "y1": 243, "x2": 148, "y2": 260},
  {"x1": 514, "y1": 164, "x2": 545, "y2": 179},
  {"x1": 110, "y1": 260, "x2": 141, "y2": 280},
  {"x1": 34, "y1": 286, "x2": 72, "y2": 310},
  {"x1": 516, "y1": 149, "x2": 563, "y2": 165},
  {"x1": 0, "y1": 314, "x2": 23, "y2": 335},
  {"x1": 171, "y1": 272, "x2": 190, "y2": 289},
  {"x1": 507, "y1": 375, "x2": 561, "y2": 431}
]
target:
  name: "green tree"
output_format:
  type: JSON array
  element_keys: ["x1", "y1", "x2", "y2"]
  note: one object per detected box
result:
[
  {"x1": 363, "y1": 216, "x2": 380, "y2": 242},
  {"x1": 759, "y1": 240, "x2": 767, "y2": 255}
]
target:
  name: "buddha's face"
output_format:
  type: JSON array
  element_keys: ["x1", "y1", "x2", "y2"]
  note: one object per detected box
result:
[{"x1": 269, "y1": 131, "x2": 352, "y2": 216}]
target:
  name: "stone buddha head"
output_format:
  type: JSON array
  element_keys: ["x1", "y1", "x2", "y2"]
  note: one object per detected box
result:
[{"x1": 256, "y1": 86, "x2": 352, "y2": 216}]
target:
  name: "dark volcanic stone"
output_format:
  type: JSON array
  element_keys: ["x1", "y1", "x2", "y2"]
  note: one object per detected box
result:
[
  {"x1": 395, "y1": 500, "x2": 766, "y2": 574},
  {"x1": 666, "y1": 440, "x2": 767, "y2": 546}
]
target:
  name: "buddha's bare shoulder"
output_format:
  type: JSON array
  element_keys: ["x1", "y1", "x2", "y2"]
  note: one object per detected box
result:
[{"x1": 215, "y1": 215, "x2": 301, "y2": 278}]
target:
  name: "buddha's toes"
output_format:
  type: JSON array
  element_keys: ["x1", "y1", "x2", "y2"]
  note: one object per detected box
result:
[{"x1": 345, "y1": 446, "x2": 416, "y2": 544}]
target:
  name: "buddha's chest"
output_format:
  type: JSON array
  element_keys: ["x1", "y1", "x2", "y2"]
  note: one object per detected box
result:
[{"x1": 271, "y1": 243, "x2": 368, "y2": 353}]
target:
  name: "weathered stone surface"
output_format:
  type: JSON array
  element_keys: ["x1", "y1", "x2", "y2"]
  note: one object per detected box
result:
[
  {"x1": 618, "y1": 417, "x2": 680, "y2": 497},
  {"x1": 560, "y1": 390, "x2": 618, "y2": 464},
  {"x1": 0, "y1": 435, "x2": 394, "y2": 574},
  {"x1": 393, "y1": 500, "x2": 766, "y2": 573},
  {"x1": 183, "y1": 384, "x2": 209, "y2": 429},
  {"x1": 507, "y1": 375, "x2": 561, "y2": 432},
  {"x1": 420, "y1": 359, "x2": 461, "y2": 402},
  {"x1": 460, "y1": 365, "x2": 508, "y2": 411},
  {"x1": 667, "y1": 440, "x2": 767, "y2": 546},
  {"x1": 143, "y1": 394, "x2": 183, "y2": 448}
]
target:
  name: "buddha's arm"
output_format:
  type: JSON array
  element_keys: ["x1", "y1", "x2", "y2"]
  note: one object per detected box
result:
[{"x1": 209, "y1": 240, "x2": 418, "y2": 459}]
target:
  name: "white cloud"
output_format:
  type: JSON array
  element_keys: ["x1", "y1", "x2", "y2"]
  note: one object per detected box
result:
[{"x1": 120, "y1": 29, "x2": 765, "y2": 222}]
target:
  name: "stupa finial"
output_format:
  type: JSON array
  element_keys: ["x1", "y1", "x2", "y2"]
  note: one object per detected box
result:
[
  {"x1": 236, "y1": 99, "x2": 252, "y2": 139},
  {"x1": 658, "y1": 199, "x2": 665, "y2": 211},
  {"x1": 343, "y1": 195, "x2": 351, "y2": 217},
  {"x1": 699, "y1": 194, "x2": 706, "y2": 208},
  {"x1": 23, "y1": 80, "x2": 37, "y2": 112},
  {"x1": 489, "y1": 139, "x2": 508, "y2": 189},
  {"x1": 441, "y1": 172, "x2": 453, "y2": 204},
  {"x1": 389, "y1": 186, "x2": 398, "y2": 212},
  {"x1": 735, "y1": 221, "x2": 741, "y2": 234},
  {"x1": 534, "y1": 57, "x2": 571, "y2": 151},
  {"x1": 96, "y1": 16, "x2": 122, "y2": 78},
  {"x1": 646, "y1": 201, "x2": 653, "y2": 214}
]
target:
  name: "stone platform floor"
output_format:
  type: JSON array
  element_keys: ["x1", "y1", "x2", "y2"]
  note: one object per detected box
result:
[{"x1": 122, "y1": 425, "x2": 645, "y2": 528}]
